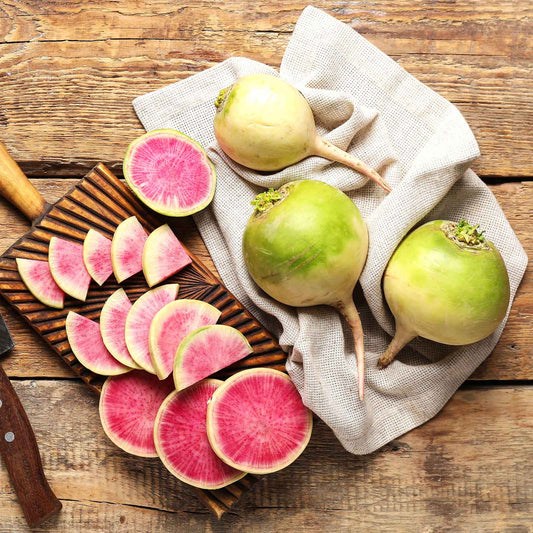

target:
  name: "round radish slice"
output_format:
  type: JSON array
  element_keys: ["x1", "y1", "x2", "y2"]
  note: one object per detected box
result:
[
  {"x1": 207, "y1": 368, "x2": 313, "y2": 475},
  {"x1": 142, "y1": 224, "x2": 192, "y2": 287},
  {"x1": 16, "y1": 258, "x2": 65, "y2": 309},
  {"x1": 83, "y1": 229, "x2": 113, "y2": 286},
  {"x1": 111, "y1": 216, "x2": 148, "y2": 283},
  {"x1": 149, "y1": 299, "x2": 221, "y2": 380},
  {"x1": 154, "y1": 379, "x2": 245, "y2": 489},
  {"x1": 99, "y1": 371, "x2": 174, "y2": 457},
  {"x1": 100, "y1": 289, "x2": 140, "y2": 369},
  {"x1": 125, "y1": 284, "x2": 179, "y2": 374},
  {"x1": 66, "y1": 312, "x2": 130, "y2": 376},
  {"x1": 173, "y1": 325, "x2": 252, "y2": 391},
  {"x1": 49, "y1": 237, "x2": 91, "y2": 301},
  {"x1": 123, "y1": 129, "x2": 216, "y2": 217}
]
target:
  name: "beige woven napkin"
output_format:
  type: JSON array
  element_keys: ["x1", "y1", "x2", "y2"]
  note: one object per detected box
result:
[{"x1": 133, "y1": 6, "x2": 528, "y2": 454}]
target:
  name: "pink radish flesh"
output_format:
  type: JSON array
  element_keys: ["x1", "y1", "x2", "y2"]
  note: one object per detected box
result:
[
  {"x1": 154, "y1": 379, "x2": 245, "y2": 489},
  {"x1": 111, "y1": 216, "x2": 148, "y2": 283},
  {"x1": 49, "y1": 237, "x2": 91, "y2": 301},
  {"x1": 142, "y1": 224, "x2": 192, "y2": 287},
  {"x1": 207, "y1": 368, "x2": 313, "y2": 474},
  {"x1": 99, "y1": 371, "x2": 174, "y2": 457},
  {"x1": 83, "y1": 229, "x2": 113, "y2": 286},
  {"x1": 125, "y1": 284, "x2": 179, "y2": 374},
  {"x1": 149, "y1": 299, "x2": 221, "y2": 380},
  {"x1": 66, "y1": 312, "x2": 130, "y2": 376},
  {"x1": 100, "y1": 289, "x2": 139, "y2": 369},
  {"x1": 173, "y1": 325, "x2": 252, "y2": 391},
  {"x1": 16, "y1": 258, "x2": 65, "y2": 309}
]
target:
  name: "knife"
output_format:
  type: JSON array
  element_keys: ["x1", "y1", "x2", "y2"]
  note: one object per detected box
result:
[{"x1": 0, "y1": 312, "x2": 62, "y2": 527}]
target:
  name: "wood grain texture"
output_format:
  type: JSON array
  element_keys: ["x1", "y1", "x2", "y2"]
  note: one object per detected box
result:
[
  {"x1": 0, "y1": 165, "x2": 288, "y2": 516},
  {"x1": 0, "y1": 380, "x2": 530, "y2": 531},
  {"x1": 0, "y1": 178, "x2": 530, "y2": 381},
  {"x1": 0, "y1": 0, "x2": 531, "y2": 177}
]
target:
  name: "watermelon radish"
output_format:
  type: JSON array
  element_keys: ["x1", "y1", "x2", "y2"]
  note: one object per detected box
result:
[
  {"x1": 125, "y1": 284, "x2": 179, "y2": 373},
  {"x1": 66, "y1": 312, "x2": 130, "y2": 376},
  {"x1": 123, "y1": 129, "x2": 216, "y2": 217},
  {"x1": 99, "y1": 371, "x2": 174, "y2": 457},
  {"x1": 173, "y1": 325, "x2": 253, "y2": 391},
  {"x1": 149, "y1": 299, "x2": 221, "y2": 380},
  {"x1": 207, "y1": 368, "x2": 313, "y2": 475},
  {"x1": 100, "y1": 289, "x2": 140, "y2": 369},
  {"x1": 83, "y1": 229, "x2": 113, "y2": 286},
  {"x1": 111, "y1": 216, "x2": 148, "y2": 283},
  {"x1": 154, "y1": 379, "x2": 245, "y2": 489},
  {"x1": 49, "y1": 237, "x2": 92, "y2": 301},
  {"x1": 142, "y1": 224, "x2": 192, "y2": 287},
  {"x1": 16, "y1": 258, "x2": 65, "y2": 309}
]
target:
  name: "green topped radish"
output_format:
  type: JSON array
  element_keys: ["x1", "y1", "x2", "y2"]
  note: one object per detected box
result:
[
  {"x1": 243, "y1": 180, "x2": 369, "y2": 399},
  {"x1": 379, "y1": 220, "x2": 510, "y2": 368},
  {"x1": 214, "y1": 73, "x2": 390, "y2": 192},
  {"x1": 124, "y1": 129, "x2": 216, "y2": 217}
]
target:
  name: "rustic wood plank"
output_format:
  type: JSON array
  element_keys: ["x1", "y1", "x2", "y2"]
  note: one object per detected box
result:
[
  {"x1": 0, "y1": 179, "x2": 530, "y2": 380},
  {"x1": 0, "y1": 380, "x2": 530, "y2": 531},
  {"x1": 0, "y1": 1, "x2": 531, "y2": 178}
]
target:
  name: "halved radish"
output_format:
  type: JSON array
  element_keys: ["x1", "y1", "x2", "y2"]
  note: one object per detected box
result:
[
  {"x1": 125, "y1": 284, "x2": 179, "y2": 374},
  {"x1": 149, "y1": 299, "x2": 221, "y2": 380},
  {"x1": 99, "y1": 371, "x2": 174, "y2": 457},
  {"x1": 49, "y1": 237, "x2": 91, "y2": 301},
  {"x1": 100, "y1": 289, "x2": 140, "y2": 370},
  {"x1": 173, "y1": 325, "x2": 252, "y2": 391},
  {"x1": 111, "y1": 216, "x2": 148, "y2": 283},
  {"x1": 154, "y1": 379, "x2": 245, "y2": 489},
  {"x1": 66, "y1": 312, "x2": 130, "y2": 376},
  {"x1": 207, "y1": 369, "x2": 313, "y2": 475},
  {"x1": 83, "y1": 229, "x2": 113, "y2": 286},
  {"x1": 142, "y1": 224, "x2": 192, "y2": 287},
  {"x1": 16, "y1": 258, "x2": 65, "y2": 309},
  {"x1": 123, "y1": 129, "x2": 216, "y2": 217}
]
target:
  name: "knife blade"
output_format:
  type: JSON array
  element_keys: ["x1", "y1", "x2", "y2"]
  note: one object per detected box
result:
[{"x1": 0, "y1": 312, "x2": 62, "y2": 527}]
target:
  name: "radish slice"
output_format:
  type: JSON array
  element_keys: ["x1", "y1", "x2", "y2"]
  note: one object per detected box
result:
[
  {"x1": 83, "y1": 229, "x2": 113, "y2": 286},
  {"x1": 207, "y1": 368, "x2": 313, "y2": 474},
  {"x1": 173, "y1": 325, "x2": 252, "y2": 391},
  {"x1": 125, "y1": 284, "x2": 179, "y2": 374},
  {"x1": 149, "y1": 299, "x2": 221, "y2": 380},
  {"x1": 100, "y1": 289, "x2": 140, "y2": 370},
  {"x1": 142, "y1": 224, "x2": 192, "y2": 287},
  {"x1": 66, "y1": 312, "x2": 130, "y2": 376},
  {"x1": 49, "y1": 237, "x2": 92, "y2": 301},
  {"x1": 16, "y1": 258, "x2": 65, "y2": 309},
  {"x1": 111, "y1": 216, "x2": 148, "y2": 283},
  {"x1": 154, "y1": 379, "x2": 245, "y2": 489},
  {"x1": 99, "y1": 371, "x2": 174, "y2": 457}
]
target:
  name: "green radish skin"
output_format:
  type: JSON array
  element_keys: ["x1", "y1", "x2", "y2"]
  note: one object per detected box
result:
[
  {"x1": 214, "y1": 74, "x2": 390, "y2": 192},
  {"x1": 379, "y1": 220, "x2": 510, "y2": 368},
  {"x1": 243, "y1": 180, "x2": 368, "y2": 399}
]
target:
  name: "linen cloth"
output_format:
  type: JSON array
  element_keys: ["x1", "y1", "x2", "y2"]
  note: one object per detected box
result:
[{"x1": 133, "y1": 6, "x2": 528, "y2": 454}]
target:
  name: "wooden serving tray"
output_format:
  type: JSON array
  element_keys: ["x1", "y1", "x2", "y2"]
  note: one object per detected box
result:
[{"x1": 0, "y1": 159, "x2": 287, "y2": 518}]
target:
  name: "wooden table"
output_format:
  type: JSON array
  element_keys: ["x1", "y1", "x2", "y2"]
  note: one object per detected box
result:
[{"x1": 0, "y1": 1, "x2": 531, "y2": 531}]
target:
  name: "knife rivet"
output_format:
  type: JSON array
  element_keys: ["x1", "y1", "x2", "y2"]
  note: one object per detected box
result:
[
  {"x1": 0, "y1": 399, "x2": 2, "y2": 408},
  {"x1": 5, "y1": 432, "x2": 14, "y2": 443}
]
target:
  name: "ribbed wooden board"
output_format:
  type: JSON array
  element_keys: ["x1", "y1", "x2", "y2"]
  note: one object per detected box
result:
[{"x1": 0, "y1": 163, "x2": 287, "y2": 518}]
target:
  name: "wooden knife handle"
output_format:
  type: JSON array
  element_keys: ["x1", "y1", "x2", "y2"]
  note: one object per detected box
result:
[
  {"x1": 0, "y1": 366, "x2": 62, "y2": 527},
  {"x1": 0, "y1": 141, "x2": 47, "y2": 222}
]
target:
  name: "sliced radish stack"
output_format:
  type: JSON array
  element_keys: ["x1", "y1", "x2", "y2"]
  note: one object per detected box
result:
[
  {"x1": 111, "y1": 216, "x2": 148, "y2": 283},
  {"x1": 83, "y1": 229, "x2": 113, "y2": 286}
]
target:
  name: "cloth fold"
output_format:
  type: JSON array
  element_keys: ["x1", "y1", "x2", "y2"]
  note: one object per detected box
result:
[{"x1": 133, "y1": 6, "x2": 527, "y2": 454}]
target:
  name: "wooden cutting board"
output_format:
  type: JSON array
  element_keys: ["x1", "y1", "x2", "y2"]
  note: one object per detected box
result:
[{"x1": 0, "y1": 145, "x2": 287, "y2": 518}]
